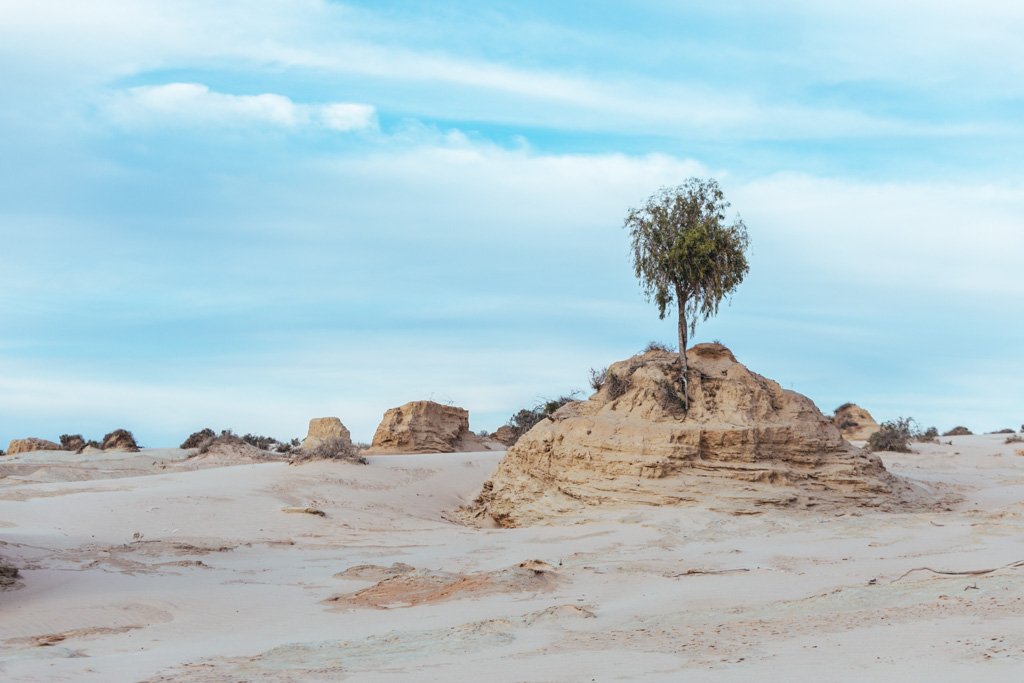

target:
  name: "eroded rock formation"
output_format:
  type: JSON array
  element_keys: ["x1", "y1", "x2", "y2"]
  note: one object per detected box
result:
[
  {"x1": 366, "y1": 401, "x2": 470, "y2": 454},
  {"x1": 6, "y1": 438, "x2": 61, "y2": 455},
  {"x1": 464, "y1": 344, "x2": 914, "y2": 527},
  {"x1": 832, "y1": 403, "x2": 880, "y2": 441},
  {"x1": 101, "y1": 429, "x2": 139, "y2": 452},
  {"x1": 302, "y1": 417, "x2": 354, "y2": 452}
]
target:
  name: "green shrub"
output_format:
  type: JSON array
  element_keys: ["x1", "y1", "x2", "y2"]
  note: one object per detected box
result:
[
  {"x1": 917, "y1": 426, "x2": 939, "y2": 442},
  {"x1": 943, "y1": 426, "x2": 972, "y2": 436},
  {"x1": 502, "y1": 394, "x2": 580, "y2": 445}
]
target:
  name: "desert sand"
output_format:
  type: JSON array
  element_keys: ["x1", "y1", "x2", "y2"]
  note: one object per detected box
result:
[{"x1": 2, "y1": 436, "x2": 1024, "y2": 682}]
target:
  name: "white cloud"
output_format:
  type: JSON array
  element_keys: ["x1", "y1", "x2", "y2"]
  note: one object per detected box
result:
[{"x1": 104, "y1": 83, "x2": 377, "y2": 131}]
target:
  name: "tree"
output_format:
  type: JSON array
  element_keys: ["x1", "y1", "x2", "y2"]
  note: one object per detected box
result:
[{"x1": 624, "y1": 178, "x2": 749, "y2": 409}]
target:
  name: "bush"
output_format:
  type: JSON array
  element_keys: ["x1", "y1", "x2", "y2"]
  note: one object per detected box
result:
[
  {"x1": 1005, "y1": 434, "x2": 1024, "y2": 444},
  {"x1": 834, "y1": 402, "x2": 855, "y2": 413},
  {"x1": 502, "y1": 394, "x2": 580, "y2": 445},
  {"x1": 180, "y1": 428, "x2": 216, "y2": 450},
  {"x1": 241, "y1": 433, "x2": 283, "y2": 451},
  {"x1": 866, "y1": 417, "x2": 916, "y2": 453},
  {"x1": 59, "y1": 434, "x2": 86, "y2": 451},
  {"x1": 291, "y1": 437, "x2": 366, "y2": 464},
  {"x1": 917, "y1": 426, "x2": 939, "y2": 442},
  {"x1": 589, "y1": 366, "x2": 608, "y2": 391},
  {"x1": 942, "y1": 426, "x2": 973, "y2": 436},
  {"x1": 0, "y1": 448, "x2": 5, "y2": 456},
  {"x1": 643, "y1": 341, "x2": 674, "y2": 353}
]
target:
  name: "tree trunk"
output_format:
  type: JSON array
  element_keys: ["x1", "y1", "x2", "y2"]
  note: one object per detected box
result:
[{"x1": 676, "y1": 285, "x2": 689, "y2": 411}]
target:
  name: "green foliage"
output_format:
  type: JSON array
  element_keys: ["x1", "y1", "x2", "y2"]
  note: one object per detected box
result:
[
  {"x1": 918, "y1": 426, "x2": 939, "y2": 442},
  {"x1": 504, "y1": 394, "x2": 580, "y2": 445},
  {"x1": 624, "y1": 178, "x2": 749, "y2": 343},
  {"x1": 866, "y1": 417, "x2": 916, "y2": 453}
]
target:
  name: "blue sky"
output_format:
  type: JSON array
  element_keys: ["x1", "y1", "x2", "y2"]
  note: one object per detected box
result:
[{"x1": 2, "y1": 0, "x2": 1023, "y2": 447}]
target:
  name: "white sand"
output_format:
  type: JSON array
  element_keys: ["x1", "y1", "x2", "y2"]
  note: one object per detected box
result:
[{"x1": 2, "y1": 436, "x2": 1024, "y2": 681}]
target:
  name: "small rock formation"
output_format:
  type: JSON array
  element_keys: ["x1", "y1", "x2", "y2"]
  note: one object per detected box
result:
[
  {"x1": 943, "y1": 426, "x2": 973, "y2": 436},
  {"x1": 101, "y1": 429, "x2": 139, "y2": 452},
  {"x1": 366, "y1": 401, "x2": 471, "y2": 454},
  {"x1": 832, "y1": 403, "x2": 880, "y2": 441},
  {"x1": 302, "y1": 417, "x2": 353, "y2": 452},
  {"x1": 463, "y1": 344, "x2": 915, "y2": 527},
  {"x1": 492, "y1": 425, "x2": 516, "y2": 447},
  {"x1": 6, "y1": 438, "x2": 61, "y2": 455}
]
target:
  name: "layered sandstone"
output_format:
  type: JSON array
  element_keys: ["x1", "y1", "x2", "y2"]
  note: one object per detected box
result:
[
  {"x1": 301, "y1": 417, "x2": 354, "y2": 452},
  {"x1": 6, "y1": 438, "x2": 61, "y2": 455},
  {"x1": 832, "y1": 403, "x2": 880, "y2": 441},
  {"x1": 366, "y1": 401, "x2": 470, "y2": 454},
  {"x1": 465, "y1": 344, "x2": 913, "y2": 527}
]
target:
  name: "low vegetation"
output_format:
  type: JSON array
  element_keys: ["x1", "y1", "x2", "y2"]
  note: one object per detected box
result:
[
  {"x1": 180, "y1": 428, "x2": 217, "y2": 450},
  {"x1": 59, "y1": 434, "x2": 86, "y2": 451},
  {"x1": 102, "y1": 428, "x2": 139, "y2": 450},
  {"x1": 643, "y1": 341, "x2": 674, "y2": 353},
  {"x1": 866, "y1": 417, "x2": 917, "y2": 453},
  {"x1": 943, "y1": 426, "x2": 973, "y2": 436},
  {"x1": 290, "y1": 437, "x2": 366, "y2": 465},
  {"x1": 181, "y1": 428, "x2": 299, "y2": 454},
  {"x1": 1005, "y1": 434, "x2": 1024, "y2": 444},
  {"x1": 917, "y1": 426, "x2": 939, "y2": 443},
  {"x1": 501, "y1": 394, "x2": 580, "y2": 446}
]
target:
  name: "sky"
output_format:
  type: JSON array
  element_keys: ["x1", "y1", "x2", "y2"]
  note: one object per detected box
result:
[{"x1": 2, "y1": 0, "x2": 1023, "y2": 448}]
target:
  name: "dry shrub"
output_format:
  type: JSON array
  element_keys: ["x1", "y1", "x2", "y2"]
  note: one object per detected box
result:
[
  {"x1": 643, "y1": 341, "x2": 674, "y2": 353},
  {"x1": 1017, "y1": 449, "x2": 1024, "y2": 457},
  {"x1": 588, "y1": 366, "x2": 608, "y2": 391},
  {"x1": 943, "y1": 426, "x2": 973, "y2": 436},
  {"x1": 59, "y1": 434, "x2": 86, "y2": 451},
  {"x1": 180, "y1": 428, "x2": 216, "y2": 450},
  {"x1": 101, "y1": 428, "x2": 139, "y2": 451},
  {"x1": 1006, "y1": 435, "x2": 1024, "y2": 444},
  {"x1": 291, "y1": 437, "x2": 366, "y2": 465},
  {"x1": 866, "y1": 418, "x2": 915, "y2": 453}
]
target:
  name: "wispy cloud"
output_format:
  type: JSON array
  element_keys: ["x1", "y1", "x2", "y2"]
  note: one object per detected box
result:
[{"x1": 104, "y1": 83, "x2": 377, "y2": 131}]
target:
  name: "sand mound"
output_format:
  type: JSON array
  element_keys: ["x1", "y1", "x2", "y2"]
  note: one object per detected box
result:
[
  {"x1": 101, "y1": 429, "x2": 140, "y2": 452},
  {"x1": 366, "y1": 401, "x2": 475, "y2": 454},
  {"x1": 832, "y1": 403, "x2": 880, "y2": 440},
  {"x1": 464, "y1": 343, "x2": 916, "y2": 526},
  {"x1": 6, "y1": 438, "x2": 61, "y2": 455}
]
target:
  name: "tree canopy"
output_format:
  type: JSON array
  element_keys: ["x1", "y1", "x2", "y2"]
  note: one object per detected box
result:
[{"x1": 624, "y1": 178, "x2": 749, "y2": 406}]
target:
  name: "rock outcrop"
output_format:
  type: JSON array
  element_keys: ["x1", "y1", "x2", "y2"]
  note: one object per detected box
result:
[
  {"x1": 492, "y1": 425, "x2": 516, "y2": 447},
  {"x1": 464, "y1": 344, "x2": 914, "y2": 527},
  {"x1": 301, "y1": 417, "x2": 354, "y2": 452},
  {"x1": 366, "y1": 401, "x2": 471, "y2": 454},
  {"x1": 832, "y1": 403, "x2": 880, "y2": 441},
  {"x1": 6, "y1": 438, "x2": 61, "y2": 455},
  {"x1": 101, "y1": 429, "x2": 139, "y2": 452}
]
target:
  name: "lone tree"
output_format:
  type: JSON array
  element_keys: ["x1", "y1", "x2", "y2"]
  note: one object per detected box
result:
[{"x1": 624, "y1": 178, "x2": 750, "y2": 408}]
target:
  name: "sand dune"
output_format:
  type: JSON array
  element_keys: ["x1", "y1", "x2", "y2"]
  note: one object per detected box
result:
[{"x1": 2, "y1": 437, "x2": 1024, "y2": 681}]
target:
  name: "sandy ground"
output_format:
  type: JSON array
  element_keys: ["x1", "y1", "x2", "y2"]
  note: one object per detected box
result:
[{"x1": 2, "y1": 435, "x2": 1024, "y2": 682}]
